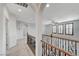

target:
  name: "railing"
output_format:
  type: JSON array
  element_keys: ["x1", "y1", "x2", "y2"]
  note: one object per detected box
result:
[
  {"x1": 27, "y1": 33, "x2": 36, "y2": 55},
  {"x1": 42, "y1": 34, "x2": 79, "y2": 56},
  {"x1": 41, "y1": 40, "x2": 72, "y2": 56}
]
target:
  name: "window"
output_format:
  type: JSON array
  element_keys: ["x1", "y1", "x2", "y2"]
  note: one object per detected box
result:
[
  {"x1": 58, "y1": 24, "x2": 63, "y2": 34},
  {"x1": 52, "y1": 26, "x2": 56, "y2": 34},
  {"x1": 65, "y1": 23, "x2": 73, "y2": 35}
]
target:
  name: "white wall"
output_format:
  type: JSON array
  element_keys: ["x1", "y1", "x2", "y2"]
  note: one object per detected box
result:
[
  {"x1": 27, "y1": 24, "x2": 45, "y2": 37},
  {"x1": 0, "y1": 4, "x2": 29, "y2": 55},
  {"x1": 0, "y1": 13, "x2": 5, "y2": 55},
  {"x1": 0, "y1": 5, "x2": 18, "y2": 50},
  {"x1": 6, "y1": 6, "x2": 28, "y2": 49},
  {"x1": 16, "y1": 21, "x2": 28, "y2": 40},
  {"x1": 6, "y1": 7, "x2": 28, "y2": 49},
  {"x1": 0, "y1": 4, "x2": 7, "y2": 56},
  {"x1": 28, "y1": 24, "x2": 36, "y2": 37},
  {"x1": 44, "y1": 24, "x2": 52, "y2": 34},
  {"x1": 8, "y1": 16, "x2": 17, "y2": 48}
]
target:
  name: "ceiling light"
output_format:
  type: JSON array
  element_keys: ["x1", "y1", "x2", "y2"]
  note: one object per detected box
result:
[
  {"x1": 18, "y1": 9, "x2": 22, "y2": 12},
  {"x1": 46, "y1": 4, "x2": 50, "y2": 7}
]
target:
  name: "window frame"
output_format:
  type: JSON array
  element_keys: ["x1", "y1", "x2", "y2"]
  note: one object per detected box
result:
[
  {"x1": 52, "y1": 25, "x2": 57, "y2": 34},
  {"x1": 58, "y1": 24, "x2": 64, "y2": 34},
  {"x1": 65, "y1": 23, "x2": 74, "y2": 35}
]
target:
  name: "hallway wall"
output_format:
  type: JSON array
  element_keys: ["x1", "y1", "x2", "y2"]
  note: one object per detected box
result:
[
  {"x1": 4, "y1": 6, "x2": 28, "y2": 49},
  {"x1": 0, "y1": 11, "x2": 5, "y2": 55},
  {"x1": 16, "y1": 20, "x2": 28, "y2": 42},
  {"x1": 28, "y1": 24, "x2": 36, "y2": 37},
  {"x1": 0, "y1": 4, "x2": 7, "y2": 55},
  {"x1": 44, "y1": 19, "x2": 79, "y2": 37},
  {"x1": 8, "y1": 15, "x2": 17, "y2": 48},
  {"x1": 44, "y1": 24, "x2": 52, "y2": 34},
  {"x1": 0, "y1": 4, "x2": 32, "y2": 56},
  {"x1": 7, "y1": 10, "x2": 28, "y2": 49},
  {"x1": 61, "y1": 20, "x2": 79, "y2": 37}
]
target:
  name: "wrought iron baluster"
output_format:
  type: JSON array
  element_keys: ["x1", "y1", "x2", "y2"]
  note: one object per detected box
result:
[
  {"x1": 47, "y1": 48, "x2": 50, "y2": 56},
  {"x1": 42, "y1": 36, "x2": 43, "y2": 56},
  {"x1": 44, "y1": 42, "x2": 45, "y2": 56},
  {"x1": 57, "y1": 38, "x2": 59, "y2": 47},
  {"x1": 68, "y1": 40, "x2": 70, "y2": 51},
  {"x1": 70, "y1": 41, "x2": 74, "y2": 54},
  {"x1": 48, "y1": 45, "x2": 51, "y2": 56},
  {"x1": 75, "y1": 41, "x2": 77, "y2": 56},
  {"x1": 46, "y1": 44, "x2": 47, "y2": 55},
  {"x1": 51, "y1": 47, "x2": 53, "y2": 56},
  {"x1": 51, "y1": 47, "x2": 54, "y2": 56},
  {"x1": 65, "y1": 40, "x2": 66, "y2": 51},
  {"x1": 54, "y1": 48, "x2": 56, "y2": 56},
  {"x1": 42, "y1": 42, "x2": 44, "y2": 56},
  {"x1": 58, "y1": 38, "x2": 59, "y2": 48},
  {"x1": 59, "y1": 50, "x2": 61, "y2": 56},
  {"x1": 53, "y1": 48, "x2": 55, "y2": 56},
  {"x1": 60, "y1": 39, "x2": 61, "y2": 48},
  {"x1": 62, "y1": 39, "x2": 64, "y2": 49},
  {"x1": 48, "y1": 46, "x2": 50, "y2": 56},
  {"x1": 51, "y1": 36, "x2": 52, "y2": 51}
]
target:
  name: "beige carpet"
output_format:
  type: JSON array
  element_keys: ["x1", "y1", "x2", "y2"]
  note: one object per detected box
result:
[{"x1": 6, "y1": 39, "x2": 34, "y2": 56}]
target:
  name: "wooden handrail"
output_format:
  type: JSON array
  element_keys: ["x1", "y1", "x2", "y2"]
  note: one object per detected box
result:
[
  {"x1": 27, "y1": 34, "x2": 35, "y2": 39},
  {"x1": 42, "y1": 34, "x2": 79, "y2": 42},
  {"x1": 41, "y1": 40, "x2": 73, "y2": 56}
]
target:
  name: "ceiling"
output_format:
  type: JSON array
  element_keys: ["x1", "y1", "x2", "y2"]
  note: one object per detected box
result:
[
  {"x1": 6, "y1": 3, "x2": 35, "y2": 24},
  {"x1": 6, "y1": 3, "x2": 79, "y2": 25},
  {"x1": 43, "y1": 3, "x2": 79, "y2": 23}
]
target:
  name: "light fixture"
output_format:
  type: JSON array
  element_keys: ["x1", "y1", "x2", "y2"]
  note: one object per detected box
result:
[
  {"x1": 18, "y1": 9, "x2": 22, "y2": 12},
  {"x1": 46, "y1": 4, "x2": 50, "y2": 7}
]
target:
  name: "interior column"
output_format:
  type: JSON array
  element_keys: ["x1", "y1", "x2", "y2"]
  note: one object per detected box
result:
[{"x1": 35, "y1": 11, "x2": 43, "y2": 56}]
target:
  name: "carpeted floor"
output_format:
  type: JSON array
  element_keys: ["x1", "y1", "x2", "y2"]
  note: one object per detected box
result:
[{"x1": 6, "y1": 39, "x2": 34, "y2": 56}]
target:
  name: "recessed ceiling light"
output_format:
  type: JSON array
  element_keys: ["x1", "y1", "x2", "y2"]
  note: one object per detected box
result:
[
  {"x1": 46, "y1": 4, "x2": 50, "y2": 7},
  {"x1": 18, "y1": 9, "x2": 22, "y2": 12}
]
